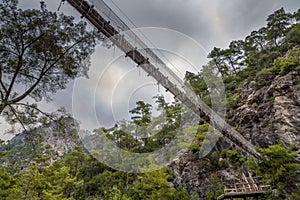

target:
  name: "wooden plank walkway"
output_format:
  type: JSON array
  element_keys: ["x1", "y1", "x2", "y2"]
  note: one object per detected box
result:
[
  {"x1": 217, "y1": 191, "x2": 269, "y2": 200},
  {"x1": 218, "y1": 172, "x2": 271, "y2": 200}
]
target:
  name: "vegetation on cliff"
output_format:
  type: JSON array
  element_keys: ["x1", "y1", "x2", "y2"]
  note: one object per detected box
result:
[{"x1": 0, "y1": 0, "x2": 299, "y2": 199}]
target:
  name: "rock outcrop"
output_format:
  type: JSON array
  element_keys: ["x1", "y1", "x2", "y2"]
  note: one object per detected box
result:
[
  {"x1": 0, "y1": 117, "x2": 80, "y2": 171},
  {"x1": 169, "y1": 71, "x2": 300, "y2": 198},
  {"x1": 231, "y1": 71, "x2": 300, "y2": 148}
]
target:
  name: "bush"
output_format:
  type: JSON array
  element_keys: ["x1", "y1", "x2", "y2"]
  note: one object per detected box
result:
[
  {"x1": 174, "y1": 185, "x2": 190, "y2": 200},
  {"x1": 226, "y1": 92, "x2": 240, "y2": 110},
  {"x1": 254, "y1": 68, "x2": 275, "y2": 87},
  {"x1": 206, "y1": 178, "x2": 224, "y2": 200},
  {"x1": 273, "y1": 47, "x2": 300, "y2": 75},
  {"x1": 248, "y1": 143, "x2": 299, "y2": 197},
  {"x1": 221, "y1": 149, "x2": 246, "y2": 166},
  {"x1": 285, "y1": 24, "x2": 300, "y2": 46}
]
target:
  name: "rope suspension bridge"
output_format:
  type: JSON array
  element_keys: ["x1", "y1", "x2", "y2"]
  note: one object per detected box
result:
[
  {"x1": 63, "y1": 0, "x2": 261, "y2": 159},
  {"x1": 62, "y1": 0, "x2": 273, "y2": 198}
]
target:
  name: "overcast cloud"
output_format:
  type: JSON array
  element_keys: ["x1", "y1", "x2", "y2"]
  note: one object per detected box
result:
[{"x1": 1, "y1": 0, "x2": 300, "y2": 140}]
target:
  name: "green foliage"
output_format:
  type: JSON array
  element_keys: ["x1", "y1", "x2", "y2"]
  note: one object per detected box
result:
[
  {"x1": 133, "y1": 168, "x2": 176, "y2": 200},
  {"x1": 186, "y1": 124, "x2": 208, "y2": 154},
  {"x1": 0, "y1": 0, "x2": 97, "y2": 128},
  {"x1": 130, "y1": 101, "x2": 152, "y2": 126},
  {"x1": 206, "y1": 178, "x2": 224, "y2": 200},
  {"x1": 0, "y1": 140, "x2": 7, "y2": 159},
  {"x1": 174, "y1": 185, "x2": 190, "y2": 200},
  {"x1": 208, "y1": 41, "x2": 244, "y2": 75},
  {"x1": 190, "y1": 191, "x2": 200, "y2": 200},
  {"x1": 1, "y1": 161, "x2": 77, "y2": 200},
  {"x1": 222, "y1": 75, "x2": 242, "y2": 92},
  {"x1": 0, "y1": 96, "x2": 191, "y2": 200},
  {"x1": 208, "y1": 151, "x2": 221, "y2": 171},
  {"x1": 221, "y1": 149, "x2": 246, "y2": 166},
  {"x1": 290, "y1": 184, "x2": 300, "y2": 199},
  {"x1": 0, "y1": 145, "x2": 192, "y2": 200},
  {"x1": 273, "y1": 47, "x2": 300, "y2": 75},
  {"x1": 226, "y1": 91, "x2": 240, "y2": 109},
  {"x1": 185, "y1": 71, "x2": 209, "y2": 98},
  {"x1": 265, "y1": 8, "x2": 292, "y2": 47},
  {"x1": 0, "y1": 167, "x2": 14, "y2": 198},
  {"x1": 186, "y1": 8, "x2": 300, "y2": 117},
  {"x1": 95, "y1": 97, "x2": 184, "y2": 153},
  {"x1": 254, "y1": 68, "x2": 275, "y2": 87},
  {"x1": 285, "y1": 24, "x2": 300, "y2": 46},
  {"x1": 248, "y1": 143, "x2": 299, "y2": 197},
  {"x1": 62, "y1": 146, "x2": 87, "y2": 177},
  {"x1": 0, "y1": 6, "x2": 299, "y2": 200}
]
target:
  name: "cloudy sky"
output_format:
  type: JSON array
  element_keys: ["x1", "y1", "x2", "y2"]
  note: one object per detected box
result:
[{"x1": 1, "y1": 0, "x2": 300, "y2": 140}]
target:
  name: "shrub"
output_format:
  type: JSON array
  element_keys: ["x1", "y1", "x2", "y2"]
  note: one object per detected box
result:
[{"x1": 273, "y1": 47, "x2": 300, "y2": 75}]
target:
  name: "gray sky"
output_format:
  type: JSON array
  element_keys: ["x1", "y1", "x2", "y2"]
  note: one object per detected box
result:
[{"x1": 1, "y1": 0, "x2": 300, "y2": 140}]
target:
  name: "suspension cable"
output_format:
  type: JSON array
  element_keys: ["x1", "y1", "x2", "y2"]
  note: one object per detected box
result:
[{"x1": 108, "y1": 0, "x2": 185, "y2": 78}]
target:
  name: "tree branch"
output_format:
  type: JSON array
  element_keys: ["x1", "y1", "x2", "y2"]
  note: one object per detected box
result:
[
  {"x1": 4, "y1": 53, "x2": 24, "y2": 101},
  {"x1": 8, "y1": 105, "x2": 28, "y2": 133},
  {"x1": 24, "y1": 33, "x2": 45, "y2": 50},
  {"x1": 0, "y1": 89, "x2": 4, "y2": 100},
  {"x1": 15, "y1": 102, "x2": 57, "y2": 123},
  {"x1": 8, "y1": 37, "x2": 87, "y2": 105},
  {"x1": 0, "y1": 67, "x2": 8, "y2": 95},
  {"x1": 19, "y1": 72, "x2": 39, "y2": 81},
  {"x1": 0, "y1": 48, "x2": 19, "y2": 57},
  {"x1": 2, "y1": 17, "x2": 40, "y2": 101},
  {"x1": 0, "y1": 41, "x2": 18, "y2": 51},
  {"x1": 14, "y1": 103, "x2": 70, "y2": 130}
]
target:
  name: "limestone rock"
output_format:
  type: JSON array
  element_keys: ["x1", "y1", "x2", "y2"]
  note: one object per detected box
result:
[{"x1": 168, "y1": 71, "x2": 300, "y2": 198}]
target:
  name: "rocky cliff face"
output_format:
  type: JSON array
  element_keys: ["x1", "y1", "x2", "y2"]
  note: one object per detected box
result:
[
  {"x1": 169, "y1": 70, "x2": 300, "y2": 198},
  {"x1": 170, "y1": 150, "x2": 223, "y2": 199},
  {"x1": 231, "y1": 71, "x2": 300, "y2": 149},
  {"x1": 0, "y1": 117, "x2": 80, "y2": 172},
  {"x1": 1, "y1": 72, "x2": 299, "y2": 198}
]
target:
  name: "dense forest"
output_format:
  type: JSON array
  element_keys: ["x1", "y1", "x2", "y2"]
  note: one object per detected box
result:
[{"x1": 0, "y1": 0, "x2": 300, "y2": 199}]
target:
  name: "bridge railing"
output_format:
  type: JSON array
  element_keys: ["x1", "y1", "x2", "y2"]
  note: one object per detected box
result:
[
  {"x1": 87, "y1": 0, "x2": 187, "y2": 93},
  {"x1": 66, "y1": 0, "x2": 261, "y2": 159},
  {"x1": 224, "y1": 175, "x2": 271, "y2": 194}
]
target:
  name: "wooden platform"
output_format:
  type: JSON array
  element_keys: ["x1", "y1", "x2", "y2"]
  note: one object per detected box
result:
[
  {"x1": 217, "y1": 172, "x2": 271, "y2": 200},
  {"x1": 217, "y1": 191, "x2": 269, "y2": 200}
]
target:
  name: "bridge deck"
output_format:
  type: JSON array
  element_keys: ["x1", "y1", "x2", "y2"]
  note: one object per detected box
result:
[
  {"x1": 66, "y1": 0, "x2": 261, "y2": 159},
  {"x1": 218, "y1": 172, "x2": 271, "y2": 200}
]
